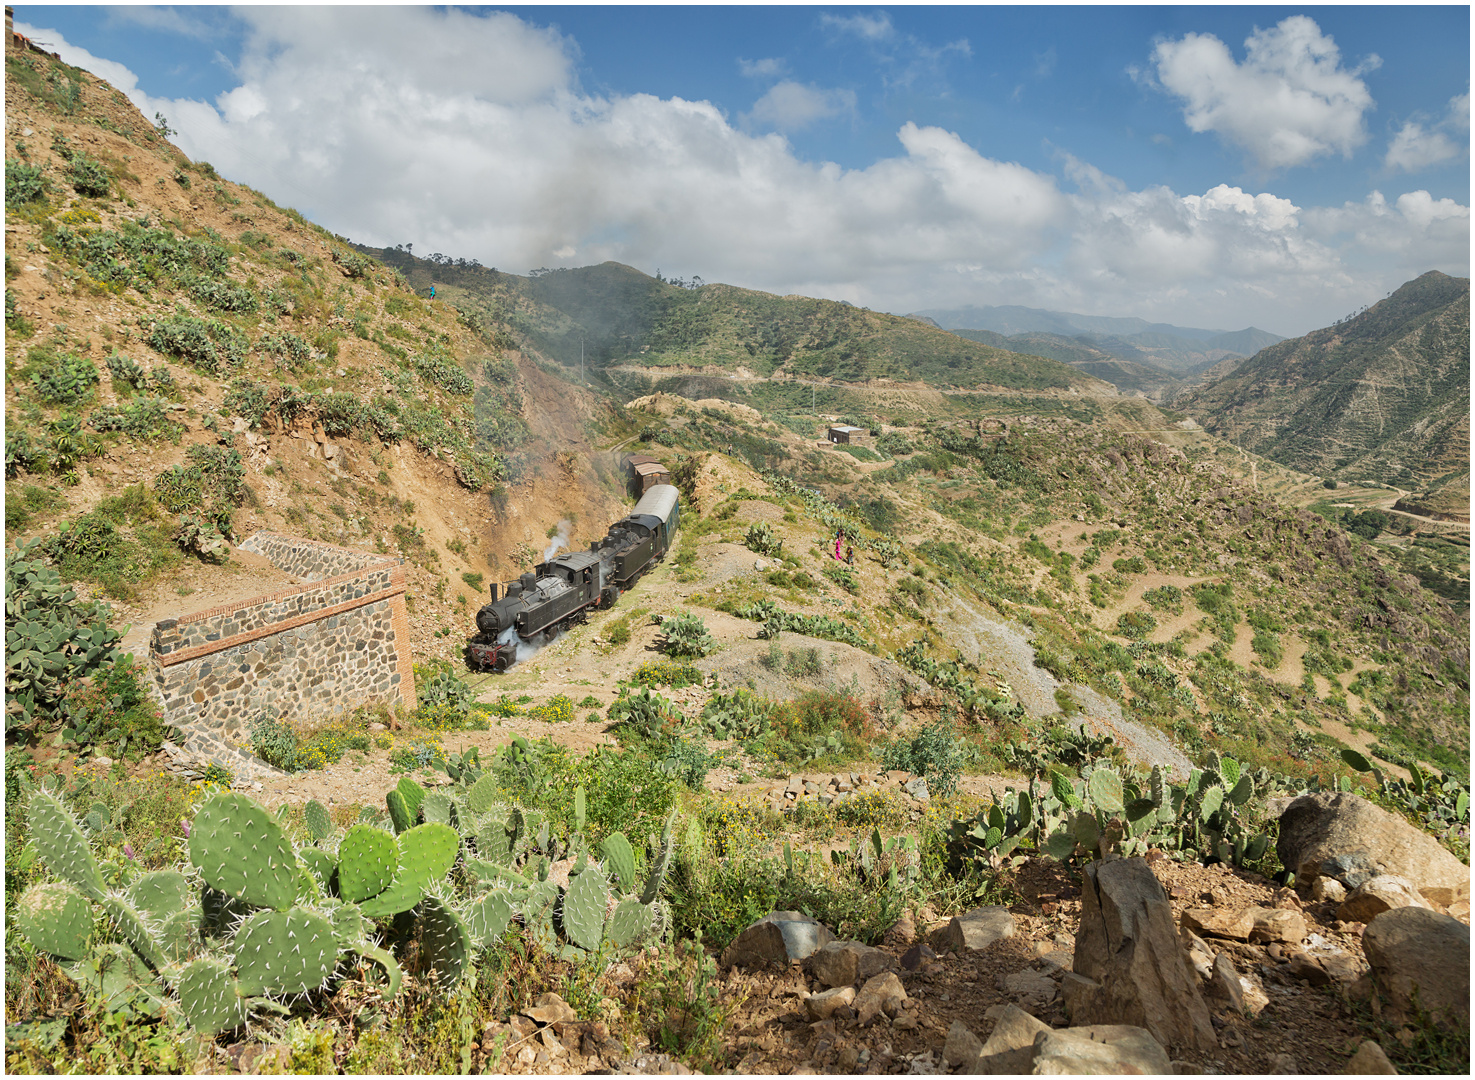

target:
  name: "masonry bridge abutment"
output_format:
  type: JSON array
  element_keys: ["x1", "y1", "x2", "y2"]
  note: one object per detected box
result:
[{"x1": 148, "y1": 531, "x2": 417, "y2": 780}]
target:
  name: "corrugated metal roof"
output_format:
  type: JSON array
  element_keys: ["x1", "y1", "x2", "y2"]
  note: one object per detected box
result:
[{"x1": 633, "y1": 462, "x2": 670, "y2": 476}]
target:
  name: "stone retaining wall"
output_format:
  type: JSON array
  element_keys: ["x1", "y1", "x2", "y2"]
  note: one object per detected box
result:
[{"x1": 149, "y1": 532, "x2": 416, "y2": 775}]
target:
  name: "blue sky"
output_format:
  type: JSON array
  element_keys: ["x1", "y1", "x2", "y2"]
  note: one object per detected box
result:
[{"x1": 15, "y1": 5, "x2": 1470, "y2": 334}]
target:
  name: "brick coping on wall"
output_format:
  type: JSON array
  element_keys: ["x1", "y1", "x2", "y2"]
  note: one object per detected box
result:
[
  {"x1": 150, "y1": 531, "x2": 416, "y2": 709},
  {"x1": 155, "y1": 572, "x2": 408, "y2": 668}
]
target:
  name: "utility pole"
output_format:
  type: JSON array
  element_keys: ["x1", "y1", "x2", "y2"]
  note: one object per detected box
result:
[{"x1": 581, "y1": 335, "x2": 585, "y2": 384}]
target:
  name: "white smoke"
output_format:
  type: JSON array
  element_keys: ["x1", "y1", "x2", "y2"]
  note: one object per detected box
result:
[
  {"x1": 497, "y1": 622, "x2": 561, "y2": 666},
  {"x1": 543, "y1": 519, "x2": 573, "y2": 561}
]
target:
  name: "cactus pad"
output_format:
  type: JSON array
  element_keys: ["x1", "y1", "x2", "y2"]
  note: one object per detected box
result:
[
  {"x1": 464, "y1": 890, "x2": 516, "y2": 947},
  {"x1": 608, "y1": 897, "x2": 653, "y2": 948},
  {"x1": 298, "y1": 846, "x2": 337, "y2": 895},
  {"x1": 177, "y1": 956, "x2": 248, "y2": 1034},
  {"x1": 599, "y1": 833, "x2": 636, "y2": 892},
  {"x1": 1198, "y1": 784, "x2": 1226, "y2": 820},
  {"x1": 128, "y1": 870, "x2": 191, "y2": 921},
  {"x1": 189, "y1": 792, "x2": 299, "y2": 910},
  {"x1": 385, "y1": 789, "x2": 413, "y2": 834},
  {"x1": 303, "y1": 800, "x2": 334, "y2": 842},
  {"x1": 232, "y1": 907, "x2": 339, "y2": 997},
  {"x1": 416, "y1": 895, "x2": 471, "y2": 989},
  {"x1": 103, "y1": 895, "x2": 164, "y2": 969},
  {"x1": 356, "y1": 822, "x2": 458, "y2": 918},
  {"x1": 156, "y1": 906, "x2": 201, "y2": 964},
  {"x1": 323, "y1": 899, "x2": 372, "y2": 947},
  {"x1": 476, "y1": 818, "x2": 511, "y2": 864},
  {"x1": 420, "y1": 791, "x2": 453, "y2": 826},
  {"x1": 354, "y1": 943, "x2": 402, "y2": 1001},
  {"x1": 15, "y1": 882, "x2": 94, "y2": 960},
  {"x1": 27, "y1": 790, "x2": 106, "y2": 901},
  {"x1": 640, "y1": 840, "x2": 674, "y2": 905},
  {"x1": 1087, "y1": 768, "x2": 1124, "y2": 813},
  {"x1": 562, "y1": 866, "x2": 609, "y2": 952},
  {"x1": 66, "y1": 942, "x2": 166, "y2": 1013},
  {"x1": 337, "y1": 825, "x2": 397, "y2": 903},
  {"x1": 465, "y1": 775, "x2": 498, "y2": 815},
  {"x1": 1228, "y1": 774, "x2": 1254, "y2": 806}
]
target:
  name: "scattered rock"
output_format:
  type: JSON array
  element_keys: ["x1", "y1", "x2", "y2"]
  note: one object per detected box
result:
[
  {"x1": 1182, "y1": 905, "x2": 1305, "y2": 944},
  {"x1": 721, "y1": 911, "x2": 834, "y2": 969},
  {"x1": 808, "y1": 940, "x2": 894, "y2": 988},
  {"x1": 1182, "y1": 929, "x2": 1216, "y2": 981},
  {"x1": 1312, "y1": 877, "x2": 1349, "y2": 904},
  {"x1": 1030, "y1": 1026, "x2": 1173, "y2": 1075},
  {"x1": 1207, "y1": 952, "x2": 1244, "y2": 1011},
  {"x1": 973, "y1": 1004, "x2": 1051, "y2": 1074},
  {"x1": 1250, "y1": 906, "x2": 1308, "y2": 944},
  {"x1": 524, "y1": 992, "x2": 576, "y2": 1025},
  {"x1": 947, "y1": 906, "x2": 1016, "y2": 953},
  {"x1": 901, "y1": 943, "x2": 936, "y2": 971},
  {"x1": 1002, "y1": 968, "x2": 1057, "y2": 999},
  {"x1": 1287, "y1": 954, "x2": 1332, "y2": 987},
  {"x1": 1338, "y1": 875, "x2": 1433, "y2": 924},
  {"x1": 1068, "y1": 857, "x2": 1217, "y2": 1054},
  {"x1": 883, "y1": 910, "x2": 917, "y2": 947},
  {"x1": 942, "y1": 1021, "x2": 983, "y2": 1068},
  {"x1": 1344, "y1": 1040, "x2": 1398, "y2": 1074},
  {"x1": 1267, "y1": 1051, "x2": 1298, "y2": 1073},
  {"x1": 1362, "y1": 906, "x2": 1470, "y2": 1029},
  {"x1": 1277, "y1": 792, "x2": 1470, "y2": 906},
  {"x1": 805, "y1": 985, "x2": 855, "y2": 1021},
  {"x1": 854, "y1": 971, "x2": 907, "y2": 1026}
]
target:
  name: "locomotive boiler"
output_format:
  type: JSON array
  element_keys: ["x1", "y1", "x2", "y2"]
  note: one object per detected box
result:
[{"x1": 467, "y1": 484, "x2": 681, "y2": 671}]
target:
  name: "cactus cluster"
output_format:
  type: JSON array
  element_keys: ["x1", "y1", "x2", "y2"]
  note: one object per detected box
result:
[
  {"x1": 948, "y1": 751, "x2": 1282, "y2": 873},
  {"x1": 16, "y1": 752, "x2": 683, "y2": 1036}
]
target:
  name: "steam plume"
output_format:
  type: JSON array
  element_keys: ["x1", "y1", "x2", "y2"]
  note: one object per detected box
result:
[{"x1": 543, "y1": 519, "x2": 572, "y2": 561}]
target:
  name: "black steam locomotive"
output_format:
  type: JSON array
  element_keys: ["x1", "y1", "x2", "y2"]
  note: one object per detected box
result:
[{"x1": 467, "y1": 484, "x2": 681, "y2": 672}]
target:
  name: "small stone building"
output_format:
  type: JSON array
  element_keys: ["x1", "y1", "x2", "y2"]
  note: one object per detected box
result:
[{"x1": 826, "y1": 425, "x2": 867, "y2": 444}]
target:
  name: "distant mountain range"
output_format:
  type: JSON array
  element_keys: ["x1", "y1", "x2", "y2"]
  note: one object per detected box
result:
[
  {"x1": 1174, "y1": 271, "x2": 1470, "y2": 512},
  {"x1": 910, "y1": 303, "x2": 1284, "y2": 390}
]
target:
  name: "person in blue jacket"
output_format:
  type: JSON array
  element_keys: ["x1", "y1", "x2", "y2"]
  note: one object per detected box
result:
[{"x1": 429, "y1": 285, "x2": 435, "y2": 298}]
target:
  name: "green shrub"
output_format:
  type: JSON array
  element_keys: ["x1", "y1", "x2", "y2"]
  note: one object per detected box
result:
[
  {"x1": 744, "y1": 522, "x2": 784, "y2": 557},
  {"x1": 5, "y1": 157, "x2": 47, "y2": 203},
  {"x1": 30, "y1": 351, "x2": 98, "y2": 405},
  {"x1": 58, "y1": 655, "x2": 172, "y2": 760},
  {"x1": 259, "y1": 331, "x2": 314, "y2": 371},
  {"x1": 659, "y1": 611, "x2": 718, "y2": 658},
  {"x1": 608, "y1": 687, "x2": 686, "y2": 743},
  {"x1": 89, "y1": 396, "x2": 182, "y2": 441},
  {"x1": 823, "y1": 562, "x2": 859, "y2": 594},
  {"x1": 65, "y1": 151, "x2": 111, "y2": 197},
  {"x1": 461, "y1": 571, "x2": 484, "y2": 592},
  {"x1": 1143, "y1": 585, "x2": 1183, "y2": 611},
  {"x1": 147, "y1": 313, "x2": 247, "y2": 374},
  {"x1": 1116, "y1": 610, "x2": 1157, "y2": 638},
  {"x1": 878, "y1": 717, "x2": 965, "y2": 797},
  {"x1": 633, "y1": 658, "x2": 703, "y2": 689}
]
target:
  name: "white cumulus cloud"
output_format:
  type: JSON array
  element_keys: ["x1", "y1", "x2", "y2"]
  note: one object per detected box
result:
[
  {"x1": 15, "y1": 10, "x2": 1468, "y2": 336},
  {"x1": 1149, "y1": 15, "x2": 1378, "y2": 170},
  {"x1": 1385, "y1": 92, "x2": 1470, "y2": 173},
  {"x1": 747, "y1": 81, "x2": 856, "y2": 131}
]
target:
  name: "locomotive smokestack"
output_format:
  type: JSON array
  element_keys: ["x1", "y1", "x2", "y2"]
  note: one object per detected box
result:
[{"x1": 488, "y1": 582, "x2": 499, "y2": 602}]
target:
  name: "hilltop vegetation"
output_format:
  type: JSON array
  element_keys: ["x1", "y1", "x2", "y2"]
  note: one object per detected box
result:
[{"x1": 1175, "y1": 271, "x2": 1470, "y2": 506}]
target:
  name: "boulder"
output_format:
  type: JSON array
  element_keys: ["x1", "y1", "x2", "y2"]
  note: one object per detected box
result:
[
  {"x1": 1277, "y1": 793, "x2": 1470, "y2": 906},
  {"x1": 942, "y1": 1021, "x2": 984, "y2": 1068},
  {"x1": 1250, "y1": 907, "x2": 1308, "y2": 945},
  {"x1": 1343, "y1": 1040, "x2": 1398, "y2": 1074},
  {"x1": 720, "y1": 911, "x2": 833, "y2": 969},
  {"x1": 805, "y1": 986, "x2": 855, "y2": 1021},
  {"x1": 1068, "y1": 858, "x2": 1217, "y2": 1053},
  {"x1": 1030, "y1": 1027, "x2": 1172, "y2": 1075},
  {"x1": 1338, "y1": 875, "x2": 1432, "y2": 924},
  {"x1": 1362, "y1": 907, "x2": 1470, "y2": 1029},
  {"x1": 1206, "y1": 952, "x2": 1244, "y2": 1012},
  {"x1": 1002, "y1": 968, "x2": 1057, "y2": 999},
  {"x1": 808, "y1": 940, "x2": 894, "y2": 988},
  {"x1": 1181, "y1": 905, "x2": 1305, "y2": 944},
  {"x1": 948, "y1": 906, "x2": 1016, "y2": 953},
  {"x1": 853, "y1": 971, "x2": 907, "y2": 1026},
  {"x1": 972, "y1": 1005, "x2": 1052, "y2": 1074}
]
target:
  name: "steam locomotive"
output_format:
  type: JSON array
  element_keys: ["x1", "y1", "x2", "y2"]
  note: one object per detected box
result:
[{"x1": 467, "y1": 484, "x2": 681, "y2": 672}]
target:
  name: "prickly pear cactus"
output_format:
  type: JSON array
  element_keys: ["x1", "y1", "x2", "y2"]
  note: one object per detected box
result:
[
  {"x1": 464, "y1": 889, "x2": 516, "y2": 947},
  {"x1": 128, "y1": 870, "x2": 190, "y2": 921},
  {"x1": 397, "y1": 776, "x2": 426, "y2": 819},
  {"x1": 177, "y1": 956, "x2": 248, "y2": 1035},
  {"x1": 27, "y1": 789, "x2": 106, "y2": 901},
  {"x1": 476, "y1": 817, "x2": 511, "y2": 864},
  {"x1": 465, "y1": 775, "x2": 498, "y2": 815},
  {"x1": 298, "y1": 846, "x2": 337, "y2": 895},
  {"x1": 600, "y1": 832, "x2": 636, "y2": 892},
  {"x1": 103, "y1": 895, "x2": 165, "y2": 969},
  {"x1": 562, "y1": 866, "x2": 609, "y2": 952},
  {"x1": 416, "y1": 894, "x2": 471, "y2": 988},
  {"x1": 303, "y1": 800, "x2": 334, "y2": 842},
  {"x1": 189, "y1": 792, "x2": 299, "y2": 910},
  {"x1": 357, "y1": 822, "x2": 458, "y2": 918},
  {"x1": 1087, "y1": 767, "x2": 1124, "y2": 814},
  {"x1": 337, "y1": 824, "x2": 398, "y2": 903},
  {"x1": 15, "y1": 882, "x2": 94, "y2": 960},
  {"x1": 232, "y1": 907, "x2": 339, "y2": 997},
  {"x1": 420, "y1": 791, "x2": 453, "y2": 826},
  {"x1": 386, "y1": 788, "x2": 413, "y2": 834},
  {"x1": 640, "y1": 840, "x2": 674, "y2": 905},
  {"x1": 608, "y1": 896, "x2": 654, "y2": 948}
]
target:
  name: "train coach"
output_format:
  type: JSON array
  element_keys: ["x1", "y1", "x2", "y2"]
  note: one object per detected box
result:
[{"x1": 467, "y1": 484, "x2": 681, "y2": 671}]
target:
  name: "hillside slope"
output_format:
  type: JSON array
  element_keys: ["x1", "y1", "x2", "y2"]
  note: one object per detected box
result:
[
  {"x1": 1174, "y1": 272, "x2": 1470, "y2": 508},
  {"x1": 3, "y1": 46, "x2": 626, "y2": 662},
  {"x1": 358, "y1": 255, "x2": 1113, "y2": 394}
]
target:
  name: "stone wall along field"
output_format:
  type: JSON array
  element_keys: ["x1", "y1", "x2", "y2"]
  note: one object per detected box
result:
[{"x1": 149, "y1": 532, "x2": 417, "y2": 771}]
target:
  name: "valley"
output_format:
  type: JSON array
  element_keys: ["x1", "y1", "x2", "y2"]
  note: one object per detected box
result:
[{"x1": 3, "y1": 40, "x2": 1469, "y2": 1077}]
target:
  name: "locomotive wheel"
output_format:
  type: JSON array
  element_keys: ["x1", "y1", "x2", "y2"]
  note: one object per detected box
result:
[{"x1": 493, "y1": 653, "x2": 511, "y2": 673}]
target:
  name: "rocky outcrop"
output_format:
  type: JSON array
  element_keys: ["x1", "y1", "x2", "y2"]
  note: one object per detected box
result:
[
  {"x1": 1362, "y1": 907, "x2": 1470, "y2": 1029},
  {"x1": 1277, "y1": 792, "x2": 1471, "y2": 907},
  {"x1": 964, "y1": 1005, "x2": 1171, "y2": 1075},
  {"x1": 1338, "y1": 875, "x2": 1433, "y2": 923},
  {"x1": 948, "y1": 906, "x2": 1016, "y2": 952},
  {"x1": 720, "y1": 911, "x2": 833, "y2": 969},
  {"x1": 1066, "y1": 858, "x2": 1217, "y2": 1054}
]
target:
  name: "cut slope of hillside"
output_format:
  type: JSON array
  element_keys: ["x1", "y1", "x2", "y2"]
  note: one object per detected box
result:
[{"x1": 1174, "y1": 271, "x2": 1471, "y2": 505}]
